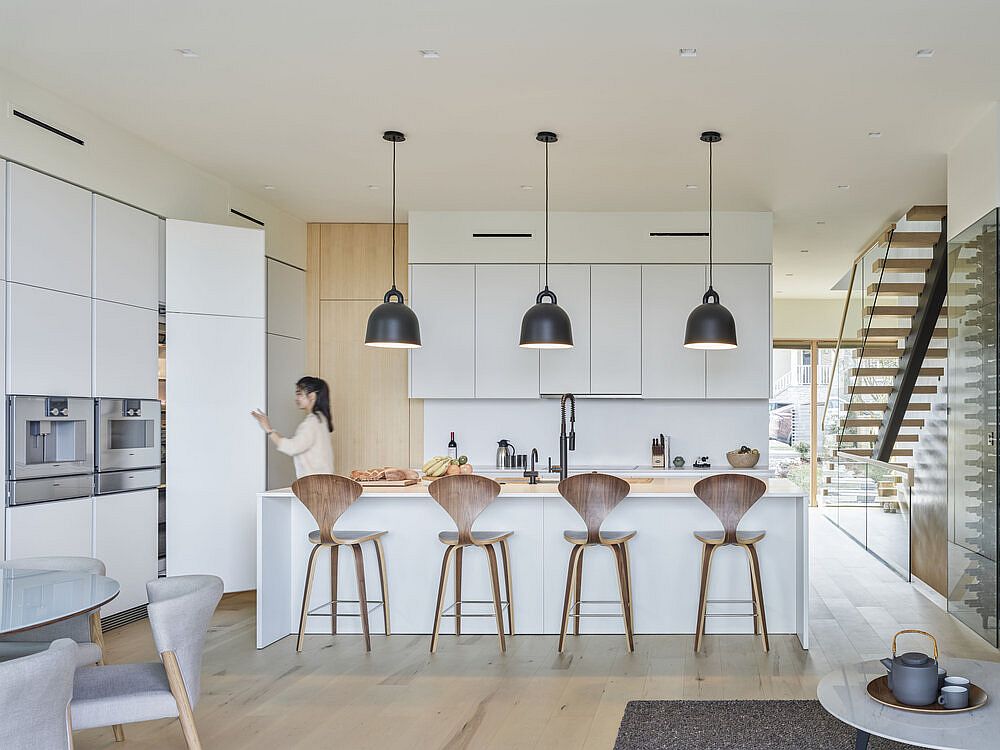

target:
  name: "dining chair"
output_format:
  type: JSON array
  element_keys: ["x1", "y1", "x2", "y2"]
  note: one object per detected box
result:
[
  {"x1": 0, "y1": 556, "x2": 110, "y2": 669},
  {"x1": 692, "y1": 473, "x2": 770, "y2": 653},
  {"x1": 291, "y1": 474, "x2": 391, "y2": 653},
  {"x1": 0, "y1": 638, "x2": 78, "y2": 750},
  {"x1": 556, "y1": 473, "x2": 635, "y2": 653},
  {"x1": 70, "y1": 575, "x2": 223, "y2": 750}
]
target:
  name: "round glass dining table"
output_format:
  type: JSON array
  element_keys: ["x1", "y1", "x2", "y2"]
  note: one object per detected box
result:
[{"x1": 0, "y1": 567, "x2": 120, "y2": 635}]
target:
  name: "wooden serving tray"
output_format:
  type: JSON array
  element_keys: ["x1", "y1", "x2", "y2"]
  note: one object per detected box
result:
[
  {"x1": 357, "y1": 478, "x2": 420, "y2": 487},
  {"x1": 867, "y1": 675, "x2": 988, "y2": 714}
]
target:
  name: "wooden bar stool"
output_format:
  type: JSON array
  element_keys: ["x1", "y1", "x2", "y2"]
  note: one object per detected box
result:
[
  {"x1": 692, "y1": 474, "x2": 769, "y2": 653},
  {"x1": 291, "y1": 474, "x2": 390, "y2": 653},
  {"x1": 428, "y1": 474, "x2": 514, "y2": 654},
  {"x1": 557, "y1": 473, "x2": 635, "y2": 653}
]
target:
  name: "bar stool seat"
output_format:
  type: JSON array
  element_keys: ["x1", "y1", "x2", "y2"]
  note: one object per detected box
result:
[
  {"x1": 563, "y1": 529, "x2": 636, "y2": 545},
  {"x1": 693, "y1": 529, "x2": 766, "y2": 546},
  {"x1": 437, "y1": 530, "x2": 513, "y2": 545},
  {"x1": 308, "y1": 529, "x2": 387, "y2": 545}
]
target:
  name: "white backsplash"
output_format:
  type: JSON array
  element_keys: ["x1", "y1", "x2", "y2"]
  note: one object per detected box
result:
[{"x1": 422, "y1": 399, "x2": 769, "y2": 470}]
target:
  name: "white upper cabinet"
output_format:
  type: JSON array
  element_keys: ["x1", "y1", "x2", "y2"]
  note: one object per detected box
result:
[
  {"x1": 591, "y1": 265, "x2": 642, "y2": 394},
  {"x1": 93, "y1": 195, "x2": 160, "y2": 309},
  {"x1": 475, "y1": 264, "x2": 540, "y2": 398},
  {"x1": 409, "y1": 264, "x2": 476, "y2": 398},
  {"x1": 266, "y1": 258, "x2": 306, "y2": 339},
  {"x1": 539, "y1": 265, "x2": 591, "y2": 395},
  {"x1": 706, "y1": 264, "x2": 772, "y2": 398},
  {"x1": 1, "y1": 160, "x2": 6, "y2": 280},
  {"x1": 7, "y1": 283, "x2": 92, "y2": 396},
  {"x1": 165, "y1": 219, "x2": 265, "y2": 318},
  {"x1": 642, "y1": 265, "x2": 707, "y2": 398},
  {"x1": 7, "y1": 164, "x2": 92, "y2": 296},
  {"x1": 93, "y1": 300, "x2": 158, "y2": 398}
]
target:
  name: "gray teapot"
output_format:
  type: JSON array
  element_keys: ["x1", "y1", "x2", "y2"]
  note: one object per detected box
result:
[{"x1": 880, "y1": 630, "x2": 940, "y2": 706}]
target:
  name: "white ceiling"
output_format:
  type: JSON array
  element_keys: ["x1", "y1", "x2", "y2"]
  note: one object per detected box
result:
[{"x1": 2, "y1": 0, "x2": 999, "y2": 297}]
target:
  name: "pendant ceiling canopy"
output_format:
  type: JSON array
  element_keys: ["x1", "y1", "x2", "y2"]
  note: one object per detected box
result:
[
  {"x1": 519, "y1": 131, "x2": 574, "y2": 349},
  {"x1": 684, "y1": 130, "x2": 738, "y2": 350},
  {"x1": 365, "y1": 130, "x2": 422, "y2": 349}
]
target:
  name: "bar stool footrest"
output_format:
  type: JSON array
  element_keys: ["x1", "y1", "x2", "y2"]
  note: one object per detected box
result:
[
  {"x1": 308, "y1": 599, "x2": 385, "y2": 617},
  {"x1": 441, "y1": 599, "x2": 510, "y2": 618}
]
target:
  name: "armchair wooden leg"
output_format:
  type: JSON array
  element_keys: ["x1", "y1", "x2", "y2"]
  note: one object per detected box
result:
[
  {"x1": 454, "y1": 546, "x2": 464, "y2": 637},
  {"x1": 162, "y1": 650, "x2": 202, "y2": 750},
  {"x1": 297, "y1": 544, "x2": 322, "y2": 652},
  {"x1": 573, "y1": 546, "x2": 584, "y2": 636},
  {"x1": 499, "y1": 538, "x2": 515, "y2": 636},
  {"x1": 330, "y1": 544, "x2": 340, "y2": 635},
  {"x1": 746, "y1": 543, "x2": 769, "y2": 652},
  {"x1": 611, "y1": 544, "x2": 634, "y2": 653},
  {"x1": 558, "y1": 545, "x2": 583, "y2": 653},
  {"x1": 430, "y1": 545, "x2": 456, "y2": 653},
  {"x1": 351, "y1": 543, "x2": 371, "y2": 652},
  {"x1": 91, "y1": 612, "x2": 125, "y2": 741},
  {"x1": 485, "y1": 543, "x2": 507, "y2": 653},
  {"x1": 372, "y1": 536, "x2": 391, "y2": 635}
]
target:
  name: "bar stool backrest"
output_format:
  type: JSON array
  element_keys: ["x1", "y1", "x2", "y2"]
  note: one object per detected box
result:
[
  {"x1": 693, "y1": 474, "x2": 767, "y2": 544},
  {"x1": 558, "y1": 473, "x2": 631, "y2": 544},
  {"x1": 291, "y1": 474, "x2": 364, "y2": 543},
  {"x1": 427, "y1": 474, "x2": 502, "y2": 545}
]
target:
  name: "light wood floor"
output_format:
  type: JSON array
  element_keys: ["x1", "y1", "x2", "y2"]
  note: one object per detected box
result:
[{"x1": 76, "y1": 511, "x2": 999, "y2": 750}]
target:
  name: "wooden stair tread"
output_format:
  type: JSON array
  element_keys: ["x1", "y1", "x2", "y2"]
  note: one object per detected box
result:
[
  {"x1": 906, "y1": 205, "x2": 947, "y2": 222},
  {"x1": 850, "y1": 385, "x2": 938, "y2": 395},
  {"x1": 867, "y1": 282, "x2": 925, "y2": 295},
  {"x1": 858, "y1": 347, "x2": 946, "y2": 358},
  {"x1": 887, "y1": 231, "x2": 940, "y2": 248},
  {"x1": 851, "y1": 367, "x2": 943, "y2": 377},
  {"x1": 872, "y1": 258, "x2": 932, "y2": 273},
  {"x1": 864, "y1": 305, "x2": 918, "y2": 317},
  {"x1": 841, "y1": 418, "x2": 924, "y2": 427},
  {"x1": 844, "y1": 402, "x2": 931, "y2": 411},
  {"x1": 858, "y1": 328, "x2": 947, "y2": 339},
  {"x1": 837, "y1": 434, "x2": 919, "y2": 443},
  {"x1": 840, "y1": 448, "x2": 914, "y2": 457}
]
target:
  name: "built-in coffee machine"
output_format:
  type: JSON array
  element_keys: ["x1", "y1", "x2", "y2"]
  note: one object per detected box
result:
[
  {"x1": 95, "y1": 398, "x2": 162, "y2": 494},
  {"x1": 6, "y1": 395, "x2": 94, "y2": 505}
]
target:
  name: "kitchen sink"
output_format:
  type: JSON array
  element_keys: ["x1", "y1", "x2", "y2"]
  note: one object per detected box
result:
[{"x1": 498, "y1": 476, "x2": 654, "y2": 485}]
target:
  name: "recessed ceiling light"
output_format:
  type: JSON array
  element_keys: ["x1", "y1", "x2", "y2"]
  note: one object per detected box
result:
[
  {"x1": 776, "y1": 290, "x2": 785, "y2": 294},
  {"x1": 175, "y1": 48, "x2": 199, "y2": 58},
  {"x1": 800, "y1": 249, "x2": 809, "y2": 253},
  {"x1": 679, "y1": 48, "x2": 698, "y2": 57},
  {"x1": 685, "y1": 184, "x2": 699, "y2": 190},
  {"x1": 916, "y1": 48, "x2": 935, "y2": 58},
  {"x1": 420, "y1": 50, "x2": 440, "y2": 59},
  {"x1": 816, "y1": 220, "x2": 826, "y2": 225},
  {"x1": 785, "y1": 273, "x2": 794, "y2": 277},
  {"x1": 868, "y1": 131, "x2": 882, "y2": 138},
  {"x1": 367, "y1": 184, "x2": 380, "y2": 190},
  {"x1": 835, "y1": 184, "x2": 850, "y2": 190},
  {"x1": 520, "y1": 185, "x2": 534, "y2": 190},
  {"x1": 263, "y1": 185, "x2": 276, "y2": 191}
]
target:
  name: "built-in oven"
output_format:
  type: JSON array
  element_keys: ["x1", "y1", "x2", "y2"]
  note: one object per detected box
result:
[
  {"x1": 7, "y1": 396, "x2": 94, "y2": 505},
  {"x1": 95, "y1": 398, "x2": 162, "y2": 494}
]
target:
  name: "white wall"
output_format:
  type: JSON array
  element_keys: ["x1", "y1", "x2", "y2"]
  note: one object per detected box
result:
[
  {"x1": 773, "y1": 298, "x2": 844, "y2": 340},
  {"x1": 0, "y1": 65, "x2": 305, "y2": 267},
  {"x1": 947, "y1": 102, "x2": 1000, "y2": 240},
  {"x1": 423, "y1": 398, "x2": 768, "y2": 470}
]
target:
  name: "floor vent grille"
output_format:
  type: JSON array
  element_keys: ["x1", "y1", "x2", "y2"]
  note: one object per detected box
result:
[
  {"x1": 100, "y1": 604, "x2": 148, "y2": 632},
  {"x1": 11, "y1": 108, "x2": 85, "y2": 146}
]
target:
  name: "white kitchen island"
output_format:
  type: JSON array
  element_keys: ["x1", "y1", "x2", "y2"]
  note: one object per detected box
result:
[{"x1": 256, "y1": 476, "x2": 808, "y2": 649}]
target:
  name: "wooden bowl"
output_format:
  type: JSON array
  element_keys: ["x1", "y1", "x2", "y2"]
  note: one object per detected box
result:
[{"x1": 726, "y1": 450, "x2": 760, "y2": 468}]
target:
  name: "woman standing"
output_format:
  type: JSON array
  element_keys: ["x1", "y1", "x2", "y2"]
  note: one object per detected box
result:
[{"x1": 251, "y1": 376, "x2": 334, "y2": 477}]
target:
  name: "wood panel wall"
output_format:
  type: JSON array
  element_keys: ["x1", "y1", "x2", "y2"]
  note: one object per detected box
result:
[{"x1": 306, "y1": 223, "x2": 423, "y2": 474}]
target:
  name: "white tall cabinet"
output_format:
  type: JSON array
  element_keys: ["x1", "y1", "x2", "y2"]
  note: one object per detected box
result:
[
  {"x1": 94, "y1": 489, "x2": 158, "y2": 616},
  {"x1": 166, "y1": 219, "x2": 265, "y2": 592}
]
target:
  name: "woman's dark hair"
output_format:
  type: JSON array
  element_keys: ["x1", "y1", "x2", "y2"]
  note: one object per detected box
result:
[{"x1": 296, "y1": 376, "x2": 333, "y2": 432}]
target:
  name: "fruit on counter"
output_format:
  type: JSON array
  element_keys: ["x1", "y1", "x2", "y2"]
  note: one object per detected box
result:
[
  {"x1": 350, "y1": 467, "x2": 419, "y2": 482},
  {"x1": 735, "y1": 445, "x2": 760, "y2": 456},
  {"x1": 422, "y1": 455, "x2": 473, "y2": 477}
]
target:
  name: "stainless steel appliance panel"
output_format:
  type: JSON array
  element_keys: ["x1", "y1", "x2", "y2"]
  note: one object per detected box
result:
[
  {"x1": 8, "y1": 396, "x2": 95, "y2": 480},
  {"x1": 96, "y1": 398, "x2": 162, "y2": 471},
  {"x1": 95, "y1": 467, "x2": 161, "y2": 495},
  {"x1": 7, "y1": 474, "x2": 94, "y2": 505}
]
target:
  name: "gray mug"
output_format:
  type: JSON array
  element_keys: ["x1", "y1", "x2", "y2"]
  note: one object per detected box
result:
[
  {"x1": 937, "y1": 667, "x2": 947, "y2": 689},
  {"x1": 938, "y1": 686, "x2": 969, "y2": 709}
]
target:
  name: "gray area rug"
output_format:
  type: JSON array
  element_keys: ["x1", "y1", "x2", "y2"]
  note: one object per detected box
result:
[{"x1": 615, "y1": 700, "x2": 920, "y2": 749}]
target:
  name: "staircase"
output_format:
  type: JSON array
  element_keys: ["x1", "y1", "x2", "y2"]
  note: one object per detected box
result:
[{"x1": 831, "y1": 205, "x2": 948, "y2": 469}]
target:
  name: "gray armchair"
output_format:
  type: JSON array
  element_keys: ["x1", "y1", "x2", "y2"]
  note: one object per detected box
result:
[
  {"x1": 0, "y1": 639, "x2": 77, "y2": 750},
  {"x1": 71, "y1": 574, "x2": 223, "y2": 750},
  {"x1": 0, "y1": 556, "x2": 108, "y2": 668}
]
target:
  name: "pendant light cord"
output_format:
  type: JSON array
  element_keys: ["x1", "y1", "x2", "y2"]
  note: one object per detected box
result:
[
  {"x1": 544, "y1": 140, "x2": 550, "y2": 290},
  {"x1": 390, "y1": 139, "x2": 397, "y2": 291},
  {"x1": 708, "y1": 139, "x2": 714, "y2": 289}
]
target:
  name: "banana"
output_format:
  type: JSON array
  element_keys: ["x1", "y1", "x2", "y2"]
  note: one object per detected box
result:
[
  {"x1": 422, "y1": 456, "x2": 448, "y2": 472},
  {"x1": 425, "y1": 457, "x2": 450, "y2": 477}
]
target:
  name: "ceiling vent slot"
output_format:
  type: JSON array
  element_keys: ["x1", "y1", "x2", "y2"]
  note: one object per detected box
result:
[
  {"x1": 472, "y1": 233, "x2": 532, "y2": 238},
  {"x1": 230, "y1": 208, "x2": 265, "y2": 227},
  {"x1": 10, "y1": 107, "x2": 85, "y2": 146},
  {"x1": 649, "y1": 232, "x2": 709, "y2": 237}
]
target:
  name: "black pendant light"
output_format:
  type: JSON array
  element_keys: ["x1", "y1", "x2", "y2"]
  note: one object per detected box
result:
[
  {"x1": 684, "y1": 131, "x2": 738, "y2": 350},
  {"x1": 519, "y1": 131, "x2": 573, "y2": 349},
  {"x1": 365, "y1": 130, "x2": 422, "y2": 348}
]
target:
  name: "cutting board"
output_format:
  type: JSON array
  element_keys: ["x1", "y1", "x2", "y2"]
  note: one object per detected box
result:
[{"x1": 358, "y1": 478, "x2": 420, "y2": 487}]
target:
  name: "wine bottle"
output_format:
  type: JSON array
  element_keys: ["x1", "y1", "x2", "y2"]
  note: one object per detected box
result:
[{"x1": 448, "y1": 431, "x2": 458, "y2": 460}]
